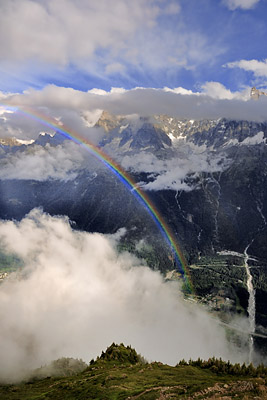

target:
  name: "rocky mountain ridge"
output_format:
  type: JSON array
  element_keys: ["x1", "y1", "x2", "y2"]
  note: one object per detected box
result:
[
  {"x1": 96, "y1": 111, "x2": 267, "y2": 152},
  {"x1": 1, "y1": 110, "x2": 267, "y2": 154}
]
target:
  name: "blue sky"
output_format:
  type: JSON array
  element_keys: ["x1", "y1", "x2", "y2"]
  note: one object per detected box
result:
[{"x1": 0, "y1": 0, "x2": 267, "y2": 94}]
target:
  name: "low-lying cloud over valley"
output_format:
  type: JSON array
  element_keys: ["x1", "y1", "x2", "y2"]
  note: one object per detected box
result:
[{"x1": 0, "y1": 209, "x2": 246, "y2": 382}]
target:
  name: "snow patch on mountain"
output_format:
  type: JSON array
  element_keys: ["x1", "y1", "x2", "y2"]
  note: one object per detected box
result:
[
  {"x1": 16, "y1": 139, "x2": 35, "y2": 145},
  {"x1": 224, "y1": 131, "x2": 266, "y2": 147},
  {"x1": 241, "y1": 131, "x2": 266, "y2": 145}
]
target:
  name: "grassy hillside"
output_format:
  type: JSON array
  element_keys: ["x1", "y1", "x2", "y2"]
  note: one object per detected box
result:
[{"x1": 1, "y1": 344, "x2": 267, "y2": 399}]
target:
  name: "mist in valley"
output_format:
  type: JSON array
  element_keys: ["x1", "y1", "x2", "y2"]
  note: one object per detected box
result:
[{"x1": 0, "y1": 208, "x2": 250, "y2": 382}]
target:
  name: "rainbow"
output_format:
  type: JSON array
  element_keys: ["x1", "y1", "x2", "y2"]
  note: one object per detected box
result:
[{"x1": 1, "y1": 103, "x2": 193, "y2": 292}]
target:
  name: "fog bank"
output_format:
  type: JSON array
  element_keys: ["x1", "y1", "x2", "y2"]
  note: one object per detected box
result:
[{"x1": 0, "y1": 209, "x2": 245, "y2": 382}]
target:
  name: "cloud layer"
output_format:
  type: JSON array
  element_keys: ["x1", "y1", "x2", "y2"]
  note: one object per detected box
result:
[
  {"x1": 121, "y1": 150, "x2": 226, "y2": 191},
  {"x1": 3, "y1": 84, "x2": 267, "y2": 126},
  {"x1": 223, "y1": 0, "x2": 260, "y2": 10},
  {"x1": 0, "y1": 209, "x2": 244, "y2": 382},
  {"x1": 0, "y1": 142, "x2": 84, "y2": 181}
]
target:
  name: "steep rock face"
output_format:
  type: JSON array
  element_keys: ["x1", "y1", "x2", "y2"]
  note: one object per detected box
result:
[
  {"x1": 100, "y1": 118, "x2": 172, "y2": 153},
  {"x1": 95, "y1": 110, "x2": 125, "y2": 132},
  {"x1": 130, "y1": 123, "x2": 172, "y2": 150}
]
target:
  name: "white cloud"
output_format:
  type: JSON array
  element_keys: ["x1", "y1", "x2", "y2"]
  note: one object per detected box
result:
[
  {"x1": 163, "y1": 86, "x2": 194, "y2": 95},
  {"x1": 4, "y1": 84, "x2": 267, "y2": 126},
  {"x1": 0, "y1": 0, "x2": 226, "y2": 83},
  {"x1": 88, "y1": 88, "x2": 110, "y2": 96},
  {"x1": 201, "y1": 81, "x2": 250, "y2": 100},
  {"x1": 88, "y1": 87, "x2": 127, "y2": 95},
  {"x1": 131, "y1": 27, "x2": 223, "y2": 72},
  {"x1": 105, "y1": 62, "x2": 126, "y2": 75},
  {"x1": 0, "y1": 142, "x2": 84, "y2": 181},
  {"x1": 223, "y1": 0, "x2": 260, "y2": 10},
  {"x1": 121, "y1": 150, "x2": 227, "y2": 191},
  {"x1": 226, "y1": 59, "x2": 267, "y2": 77},
  {"x1": 81, "y1": 109, "x2": 103, "y2": 127},
  {"x1": 0, "y1": 0, "x2": 159, "y2": 65},
  {"x1": 164, "y1": 82, "x2": 250, "y2": 100},
  {"x1": 0, "y1": 209, "x2": 244, "y2": 382}
]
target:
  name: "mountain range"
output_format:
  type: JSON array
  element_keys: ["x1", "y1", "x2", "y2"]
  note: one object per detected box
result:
[{"x1": 1, "y1": 111, "x2": 267, "y2": 355}]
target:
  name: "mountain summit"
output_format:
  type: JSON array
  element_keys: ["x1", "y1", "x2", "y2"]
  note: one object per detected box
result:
[{"x1": 250, "y1": 87, "x2": 267, "y2": 100}]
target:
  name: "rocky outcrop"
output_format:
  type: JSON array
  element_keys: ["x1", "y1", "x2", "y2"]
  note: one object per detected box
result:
[{"x1": 251, "y1": 86, "x2": 267, "y2": 100}]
